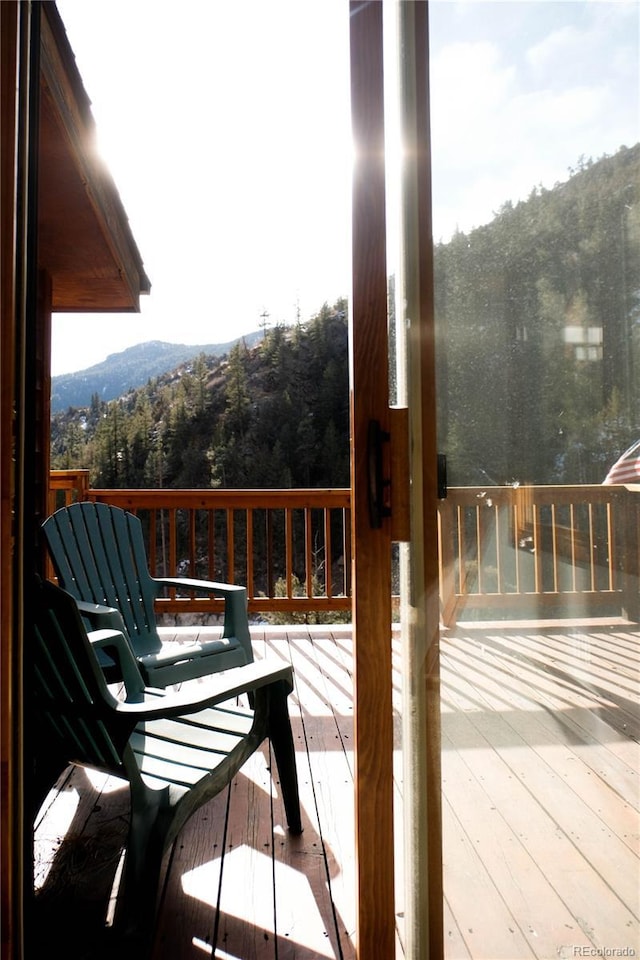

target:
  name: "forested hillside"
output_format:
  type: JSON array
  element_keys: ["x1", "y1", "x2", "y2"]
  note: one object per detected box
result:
[
  {"x1": 436, "y1": 144, "x2": 640, "y2": 485},
  {"x1": 51, "y1": 301, "x2": 349, "y2": 489},
  {"x1": 51, "y1": 145, "x2": 640, "y2": 489}
]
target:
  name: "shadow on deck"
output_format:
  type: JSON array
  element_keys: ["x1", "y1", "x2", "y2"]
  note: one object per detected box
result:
[{"x1": 33, "y1": 620, "x2": 639, "y2": 959}]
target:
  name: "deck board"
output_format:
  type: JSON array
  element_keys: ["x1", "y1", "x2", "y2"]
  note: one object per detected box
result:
[
  {"x1": 32, "y1": 620, "x2": 639, "y2": 959},
  {"x1": 261, "y1": 629, "x2": 350, "y2": 960},
  {"x1": 279, "y1": 628, "x2": 357, "y2": 958},
  {"x1": 441, "y1": 624, "x2": 639, "y2": 958}
]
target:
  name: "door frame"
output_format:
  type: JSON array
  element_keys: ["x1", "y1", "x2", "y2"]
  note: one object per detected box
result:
[
  {"x1": 350, "y1": 2, "x2": 443, "y2": 956},
  {"x1": 350, "y1": 1, "x2": 396, "y2": 956}
]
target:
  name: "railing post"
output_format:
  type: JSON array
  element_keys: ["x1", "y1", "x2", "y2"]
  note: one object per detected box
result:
[
  {"x1": 76, "y1": 470, "x2": 89, "y2": 502},
  {"x1": 620, "y1": 487, "x2": 640, "y2": 622},
  {"x1": 438, "y1": 497, "x2": 457, "y2": 627}
]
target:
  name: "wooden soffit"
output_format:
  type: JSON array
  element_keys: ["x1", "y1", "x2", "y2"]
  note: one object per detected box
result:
[{"x1": 38, "y1": 3, "x2": 150, "y2": 312}]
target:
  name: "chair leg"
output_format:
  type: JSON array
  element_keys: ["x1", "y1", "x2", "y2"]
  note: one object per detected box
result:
[
  {"x1": 116, "y1": 784, "x2": 169, "y2": 952},
  {"x1": 267, "y1": 680, "x2": 303, "y2": 834}
]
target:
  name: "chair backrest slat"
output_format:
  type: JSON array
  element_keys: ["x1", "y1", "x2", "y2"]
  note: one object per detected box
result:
[
  {"x1": 43, "y1": 502, "x2": 161, "y2": 656},
  {"x1": 44, "y1": 508, "x2": 98, "y2": 601},
  {"x1": 33, "y1": 580, "x2": 129, "y2": 776},
  {"x1": 104, "y1": 505, "x2": 157, "y2": 642},
  {"x1": 68, "y1": 501, "x2": 123, "y2": 606}
]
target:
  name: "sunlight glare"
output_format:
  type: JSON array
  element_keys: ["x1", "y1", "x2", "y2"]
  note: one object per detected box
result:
[
  {"x1": 83, "y1": 767, "x2": 128, "y2": 793},
  {"x1": 191, "y1": 937, "x2": 213, "y2": 956},
  {"x1": 33, "y1": 785, "x2": 81, "y2": 891},
  {"x1": 183, "y1": 846, "x2": 336, "y2": 958}
]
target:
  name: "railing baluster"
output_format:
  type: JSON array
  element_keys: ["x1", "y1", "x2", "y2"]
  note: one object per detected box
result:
[
  {"x1": 605, "y1": 500, "x2": 614, "y2": 592},
  {"x1": 168, "y1": 508, "x2": 177, "y2": 599},
  {"x1": 512, "y1": 502, "x2": 521, "y2": 595},
  {"x1": 208, "y1": 509, "x2": 215, "y2": 581},
  {"x1": 570, "y1": 502, "x2": 578, "y2": 592},
  {"x1": 149, "y1": 510, "x2": 157, "y2": 576},
  {"x1": 266, "y1": 508, "x2": 274, "y2": 601},
  {"x1": 533, "y1": 504, "x2": 542, "y2": 595},
  {"x1": 325, "y1": 507, "x2": 333, "y2": 600},
  {"x1": 475, "y1": 504, "x2": 482, "y2": 595},
  {"x1": 549, "y1": 503, "x2": 556, "y2": 593},
  {"x1": 285, "y1": 508, "x2": 293, "y2": 601},
  {"x1": 226, "y1": 507, "x2": 234, "y2": 584},
  {"x1": 495, "y1": 503, "x2": 503, "y2": 596},
  {"x1": 621, "y1": 492, "x2": 639, "y2": 620},
  {"x1": 587, "y1": 503, "x2": 596, "y2": 592},
  {"x1": 344, "y1": 506, "x2": 352, "y2": 600},
  {"x1": 305, "y1": 508, "x2": 313, "y2": 599},
  {"x1": 189, "y1": 509, "x2": 196, "y2": 578},
  {"x1": 247, "y1": 508, "x2": 254, "y2": 601},
  {"x1": 455, "y1": 504, "x2": 463, "y2": 598}
]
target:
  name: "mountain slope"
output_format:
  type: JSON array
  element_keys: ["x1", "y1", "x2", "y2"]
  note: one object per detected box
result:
[{"x1": 51, "y1": 333, "x2": 262, "y2": 411}]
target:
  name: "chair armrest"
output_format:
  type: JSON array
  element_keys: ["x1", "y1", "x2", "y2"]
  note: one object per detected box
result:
[
  {"x1": 77, "y1": 600, "x2": 124, "y2": 631},
  {"x1": 151, "y1": 577, "x2": 246, "y2": 598},
  {"x1": 89, "y1": 628, "x2": 145, "y2": 700},
  {"x1": 115, "y1": 659, "x2": 293, "y2": 720},
  {"x1": 151, "y1": 577, "x2": 253, "y2": 659}
]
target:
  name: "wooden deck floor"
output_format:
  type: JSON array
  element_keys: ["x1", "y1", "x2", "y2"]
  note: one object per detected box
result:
[{"x1": 33, "y1": 619, "x2": 639, "y2": 959}]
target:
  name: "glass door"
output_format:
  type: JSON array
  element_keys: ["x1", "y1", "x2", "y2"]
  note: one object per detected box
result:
[
  {"x1": 430, "y1": 2, "x2": 639, "y2": 958},
  {"x1": 387, "y1": 1, "x2": 639, "y2": 957}
]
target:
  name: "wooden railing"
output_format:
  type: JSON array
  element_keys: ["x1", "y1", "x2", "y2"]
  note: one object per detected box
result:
[
  {"x1": 47, "y1": 468, "x2": 90, "y2": 511},
  {"x1": 438, "y1": 483, "x2": 640, "y2": 624},
  {"x1": 48, "y1": 471, "x2": 640, "y2": 623},
  {"x1": 49, "y1": 474, "x2": 351, "y2": 616}
]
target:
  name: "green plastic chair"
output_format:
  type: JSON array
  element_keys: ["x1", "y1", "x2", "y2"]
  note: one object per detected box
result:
[
  {"x1": 32, "y1": 577, "x2": 302, "y2": 948},
  {"x1": 42, "y1": 501, "x2": 252, "y2": 686}
]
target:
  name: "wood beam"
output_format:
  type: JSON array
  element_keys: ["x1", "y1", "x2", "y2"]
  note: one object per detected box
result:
[{"x1": 349, "y1": 2, "x2": 396, "y2": 957}]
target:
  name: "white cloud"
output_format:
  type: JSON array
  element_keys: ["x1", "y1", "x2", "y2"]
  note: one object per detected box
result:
[
  {"x1": 526, "y1": 24, "x2": 584, "y2": 71},
  {"x1": 430, "y1": 2, "x2": 638, "y2": 239}
]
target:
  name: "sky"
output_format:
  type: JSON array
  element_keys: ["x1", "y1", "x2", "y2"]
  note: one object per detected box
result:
[{"x1": 52, "y1": 0, "x2": 639, "y2": 376}]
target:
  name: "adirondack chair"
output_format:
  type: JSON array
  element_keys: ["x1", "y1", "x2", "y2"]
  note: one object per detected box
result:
[
  {"x1": 32, "y1": 577, "x2": 302, "y2": 949},
  {"x1": 42, "y1": 501, "x2": 253, "y2": 686}
]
